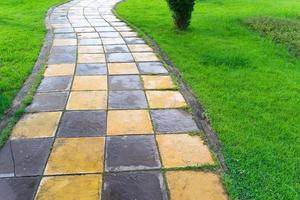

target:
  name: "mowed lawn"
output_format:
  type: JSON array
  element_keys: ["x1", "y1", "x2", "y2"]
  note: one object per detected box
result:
[
  {"x1": 0, "y1": 0, "x2": 66, "y2": 118},
  {"x1": 116, "y1": 0, "x2": 300, "y2": 199}
]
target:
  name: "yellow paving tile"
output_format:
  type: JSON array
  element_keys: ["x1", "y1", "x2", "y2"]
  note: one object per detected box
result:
[
  {"x1": 44, "y1": 64, "x2": 75, "y2": 76},
  {"x1": 142, "y1": 75, "x2": 176, "y2": 90},
  {"x1": 156, "y1": 134, "x2": 214, "y2": 168},
  {"x1": 11, "y1": 112, "x2": 62, "y2": 139},
  {"x1": 146, "y1": 91, "x2": 187, "y2": 108},
  {"x1": 128, "y1": 44, "x2": 153, "y2": 52},
  {"x1": 78, "y1": 45, "x2": 104, "y2": 54},
  {"x1": 107, "y1": 110, "x2": 153, "y2": 135},
  {"x1": 45, "y1": 137, "x2": 104, "y2": 175},
  {"x1": 53, "y1": 39, "x2": 77, "y2": 46},
  {"x1": 108, "y1": 63, "x2": 139, "y2": 75},
  {"x1": 132, "y1": 52, "x2": 159, "y2": 62},
  {"x1": 67, "y1": 91, "x2": 107, "y2": 110},
  {"x1": 166, "y1": 171, "x2": 228, "y2": 200},
  {"x1": 35, "y1": 175, "x2": 101, "y2": 200},
  {"x1": 72, "y1": 76, "x2": 107, "y2": 91},
  {"x1": 78, "y1": 54, "x2": 106, "y2": 63}
]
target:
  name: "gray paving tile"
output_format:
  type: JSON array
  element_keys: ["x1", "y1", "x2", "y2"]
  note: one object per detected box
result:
[
  {"x1": 124, "y1": 37, "x2": 145, "y2": 44},
  {"x1": 54, "y1": 33, "x2": 76, "y2": 39},
  {"x1": 95, "y1": 26, "x2": 115, "y2": 32},
  {"x1": 48, "y1": 46, "x2": 77, "y2": 64},
  {"x1": 79, "y1": 38, "x2": 102, "y2": 45},
  {"x1": 76, "y1": 63, "x2": 107, "y2": 75},
  {"x1": 102, "y1": 37, "x2": 125, "y2": 45},
  {"x1": 99, "y1": 32, "x2": 120, "y2": 38},
  {"x1": 138, "y1": 62, "x2": 168, "y2": 74},
  {"x1": 54, "y1": 28, "x2": 74, "y2": 33},
  {"x1": 151, "y1": 109, "x2": 199, "y2": 133},
  {"x1": 109, "y1": 91, "x2": 147, "y2": 109},
  {"x1": 37, "y1": 76, "x2": 72, "y2": 92},
  {"x1": 57, "y1": 111, "x2": 106, "y2": 137},
  {"x1": 0, "y1": 142, "x2": 14, "y2": 178},
  {"x1": 109, "y1": 75, "x2": 142, "y2": 90},
  {"x1": 104, "y1": 45, "x2": 129, "y2": 53},
  {"x1": 107, "y1": 53, "x2": 134, "y2": 63},
  {"x1": 11, "y1": 138, "x2": 53, "y2": 176},
  {"x1": 105, "y1": 136, "x2": 161, "y2": 171}
]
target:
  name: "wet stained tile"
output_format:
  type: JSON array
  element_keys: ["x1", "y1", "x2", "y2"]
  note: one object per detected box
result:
[
  {"x1": 72, "y1": 76, "x2": 107, "y2": 91},
  {"x1": 67, "y1": 91, "x2": 107, "y2": 110},
  {"x1": 157, "y1": 134, "x2": 214, "y2": 168},
  {"x1": 109, "y1": 91, "x2": 147, "y2": 109},
  {"x1": 11, "y1": 138, "x2": 53, "y2": 176},
  {"x1": 108, "y1": 63, "x2": 139, "y2": 75},
  {"x1": 0, "y1": 142, "x2": 14, "y2": 177},
  {"x1": 138, "y1": 62, "x2": 168, "y2": 74},
  {"x1": 103, "y1": 171, "x2": 167, "y2": 200},
  {"x1": 99, "y1": 31, "x2": 120, "y2": 38},
  {"x1": 166, "y1": 171, "x2": 228, "y2": 200},
  {"x1": 124, "y1": 37, "x2": 145, "y2": 44},
  {"x1": 44, "y1": 64, "x2": 75, "y2": 76},
  {"x1": 107, "y1": 110, "x2": 153, "y2": 135},
  {"x1": 37, "y1": 76, "x2": 72, "y2": 92},
  {"x1": 78, "y1": 45, "x2": 104, "y2": 53},
  {"x1": 119, "y1": 31, "x2": 138, "y2": 37},
  {"x1": 0, "y1": 177, "x2": 40, "y2": 200},
  {"x1": 11, "y1": 112, "x2": 62, "y2": 139},
  {"x1": 78, "y1": 53, "x2": 106, "y2": 63},
  {"x1": 79, "y1": 38, "x2": 102, "y2": 45},
  {"x1": 104, "y1": 45, "x2": 129, "y2": 53},
  {"x1": 76, "y1": 63, "x2": 107, "y2": 75},
  {"x1": 142, "y1": 75, "x2": 175, "y2": 89},
  {"x1": 35, "y1": 175, "x2": 102, "y2": 200},
  {"x1": 105, "y1": 136, "x2": 161, "y2": 171},
  {"x1": 57, "y1": 111, "x2": 106, "y2": 137},
  {"x1": 102, "y1": 37, "x2": 125, "y2": 45},
  {"x1": 146, "y1": 91, "x2": 187, "y2": 109},
  {"x1": 107, "y1": 53, "x2": 134, "y2": 63},
  {"x1": 151, "y1": 109, "x2": 199, "y2": 133},
  {"x1": 53, "y1": 39, "x2": 77, "y2": 46},
  {"x1": 128, "y1": 44, "x2": 153, "y2": 52},
  {"x1": 109, "y1": 75, "x2": 142, "y2": 90},
  {"x1": 26, "y1": 92, "x2": 68, "y2": 112},
  {"x1": 77, "y1": 32, "x2": 99, "y2": 39},
  {"x1": 48, "y1": 46, "x2": 76, "y2": 64},
  {"x1": 45, "y1": 137, "x2": 104, "y2": 175},
  {"x1": 132, "y1": 53, "x2": 159, "y2": 62}
]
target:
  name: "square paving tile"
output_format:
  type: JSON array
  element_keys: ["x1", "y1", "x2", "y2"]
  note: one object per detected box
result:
[
  {"x1": 11, "y1": 138, "x2": 53, "y2": 176},
  {"x1": 104, "y1": 45, "x2": 129, "y2": 53},
  {"x1": 107, "y1": 53, "x2": 134, "y2": 63},
  {"x1": 72, "y1": 76, "x2": 107, "y2": 91},
  {"x1": 45, "y1": 137, "x2": 104, "y2": 175},
  {"x1": 76, "y1": 63, "x2": 107, "y2": 75},
  {"x1": 133, "y1": 52, "x2": 159, "y2": 62},
  {"x1": 128, "y1": 44, "x2": 153, "y2": 52},
  {"x1": 151, "y1": 109, "x2": 199, "y2": 133},
  {"x1": 124, "y1": 37, "x2": 145, "y2": 44},
  {"x1": 57, "y1": 111, "x2": 106, "y2": 137},
  {"x1": 109, "y1": 91, "x2": 147, "y2": 109},
  {"x1": 77, "y1": 32, "x2": 99, "y2": 39},
  {"x1": 120, "y1": 31, "x2": 138, "y2": 37},
  {"x1": 157, "y1": 134, "x2": 214, "y2": 168},
  {"x1": 138, "y1": 62, "x2": 168, "y2": 74},
  {"x1": 53, "y1": 39, "x2": 77, "y2": 46},
  {"x1": 103, "y1": 171, "x2": 167, "y2": 200},
  {"x1": 78, "y1": 45, "x2": 103, "y2": 53},
  {"x1": 109, "y1": 75, "x2": 142, "y2": 90},
  {"x1": 35, "y1": 175, "x2": 102, "y2": 200},
  {"x1": 102, "y1": 37, "x2": 125, "y2": 45},
  {"x1": 11, "y1": 112, "x2": 62, "y2": 139},
  {"x1": 0, "y1": 142, "x2": 14, "y2": 178},
  {"x1": 26, "y1": 92, "x2": 68, "y2": 112},
  {"x1": 44, "y1": 64, "x2": 75, "y2": 76},
  {"x1": 0, "y1": 177, "x2": 40, "y2": 200},
  {"x1": 146, "y1": 91, "x2": 187, "y2": 108},
  {"x1": 99, "y1": 31, "x2": 120, "y2": 38},
  {"x1": 79, "y1": 38, "x2": 102, "y2": 45},
  {"x1": 78, "y1": 53, "x2": 106, "y2": 63},
  {"x1": 108, "y1": 63, "x2": 139, "y2": 74},
  {"x1": 105, "y1": 136, "x2": 161, "y2": 171},
  {"x1": 37, "y1": 76, "x2": 72, "y2": 92},
  {"x1": 48, "y1": 46, "x2": 76, "y2": 64},
  {"x1": 67, "y1": 91, "x2": 107, "y2": 110},
  {"x1": 107, "y1": 110, "x2": 153, "y2": 135},
  {"x1": 142, "y1": 75, "x2": 175, "y2": 89},
  {"x1": 166, "y1": 171, "x2": 228, "y2": 200}
]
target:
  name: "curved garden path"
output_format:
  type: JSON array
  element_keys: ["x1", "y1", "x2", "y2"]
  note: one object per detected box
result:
[{"x1": 0, "y1": 0, "x2": 228, "y2": 199}]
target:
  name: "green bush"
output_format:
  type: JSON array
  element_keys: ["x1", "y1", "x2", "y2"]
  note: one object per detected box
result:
[{"x1": 167, "y1": 0, "x2": 195, "y2": 30}]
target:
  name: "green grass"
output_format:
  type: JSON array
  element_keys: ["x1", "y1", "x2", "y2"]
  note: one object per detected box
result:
[
  {"x1": 0, "y1": 0, "x2": 67, "y2": 118},
  {"x1": 116, "y1": 0, "x2": 300, "y2": 199}
]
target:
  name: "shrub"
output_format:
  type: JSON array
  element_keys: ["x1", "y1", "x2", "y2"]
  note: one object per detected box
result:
[{"x1": 167, "y1": 0, "x2": 196, "y2": 30}]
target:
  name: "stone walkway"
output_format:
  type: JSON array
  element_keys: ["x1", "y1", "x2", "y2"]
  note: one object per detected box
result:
[{"x1": 0, "y1": 0, "x2": 228, "y2": 199}]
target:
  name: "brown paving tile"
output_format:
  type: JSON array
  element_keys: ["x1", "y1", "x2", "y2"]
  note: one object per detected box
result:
[
  {"x1": 146, "y1": 91, "x2": 187, "y2": 108},
  {"x1": 72, "y1": 76, "x2": 107, "y2": 91},
  {"x1": 11, "y1": 112, "x2": 62, "y2": 139},
  {"x1": 132, "y1": 52, "x2": 159, "y2": 62},
  {"x1": 156, "y1": 134, "x2": 214, "y2": 168},
  {"x1": 45, "y1": 137, "x2": 104, "y2": 175},
  {"x1": 128, "y1": 44, "x2": 153, "y2": 52},
  {"x1": 166, "y1": 171, "x2": 228, "y2": 200},
  {"x1": 107, "y1": 110, "x2": 153, "y2": 135},
  {"x1": 108, "y1": 63, "x2": 139, "y2": 74},
  {"x1": 44, "y1": 64, "x2": 75, "y2": 76},
  {"x1": 78, "y1": 54, "x2": 106, "y2": 63},
  {"x1": 53, "y1": 39, "x2": 77, "y2": 46},
  {"x1": 67, "y1": 91, "x2": 107, "y2": 110},
  {"x1": 142, "y1": 75, "x2": 176, "y2": 90},
  {"x1": 36, "y1": 175, "x2": 102, "y2": 200},
  {"x1": 78, "y1": 45, "x2": 104, "y2": 54}
]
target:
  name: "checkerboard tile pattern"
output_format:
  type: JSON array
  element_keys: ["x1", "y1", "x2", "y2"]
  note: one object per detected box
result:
[{"x1": 0, "y1": 0, "x2": 228, "y2": 199}]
